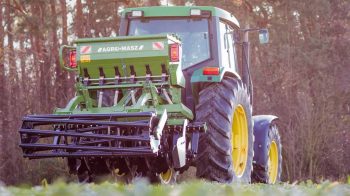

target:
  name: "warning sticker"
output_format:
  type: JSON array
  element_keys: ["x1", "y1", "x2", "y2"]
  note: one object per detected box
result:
[
  {"x1": 80, "y1": 45, "x2": 92, "y2": 54},
  {"x1": 80, "y1": 55, "x2": 91, "y2": 63},
  {"x1": 152, "y1": 42, "x2": 164, "y2": 50}
]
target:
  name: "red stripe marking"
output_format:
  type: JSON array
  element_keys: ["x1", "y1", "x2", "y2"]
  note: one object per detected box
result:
[
  {"x1": 81, "y1": 46, "x2": 91, "y2": 54},
  {"x1": 153, "y1": 42, "x2": 164, "y2": 50},
  {"x1": 155, "y1": 42, "x2": 162, "y2": 49}
]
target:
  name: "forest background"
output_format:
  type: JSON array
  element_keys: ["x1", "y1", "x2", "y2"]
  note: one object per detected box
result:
[{"x1": 0, "y1": 0, "x2": 349, "y2": 185}]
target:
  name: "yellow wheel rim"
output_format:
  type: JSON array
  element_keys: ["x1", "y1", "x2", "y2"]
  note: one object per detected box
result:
[
  {"x1": 268, "y1": 141, "x2": 279, "y2": 184},
  {"x1": 159, "y1": 169, "x2": 172, "y2": 184},
  {"x1": 232, "y1": 104, "x2": 249, "y2": 177}
]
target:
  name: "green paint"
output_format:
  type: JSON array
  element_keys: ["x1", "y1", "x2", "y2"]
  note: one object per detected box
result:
[
  {"x1": 75, "y1": 34, "x2": 179, "y2": 79},
  {"x1": 190, "y1": 67, "x2": 241, "y2": 83},
  {"x1": 55, "y1": 34, "x2": 191, "y2": 125},
  {"x1": 169, "y1": 64, "x2": 185, "y2": 87},
  {"x1": 122, "y1": 6, "x2": 240, "y2": 27},
  {"x1": 190, "y1": 67, "x2": 241, "y2": 105},
  {"x1": 56, "y1": 6, "x2": 243, "y2": 125}
]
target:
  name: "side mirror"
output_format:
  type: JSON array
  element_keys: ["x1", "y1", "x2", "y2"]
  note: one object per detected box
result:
[{"x1": 258, "y1": 29, "x2": 269, "y2": 44}]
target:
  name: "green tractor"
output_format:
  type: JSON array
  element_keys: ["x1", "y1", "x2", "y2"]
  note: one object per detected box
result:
[{"x1": 18, "y1": 6, "x2": 282, "y2": 184}]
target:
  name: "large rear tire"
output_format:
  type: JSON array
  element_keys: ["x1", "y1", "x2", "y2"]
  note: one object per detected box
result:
[{"x1": 195, "y1": 77, "x2": 254, "y2": 183}]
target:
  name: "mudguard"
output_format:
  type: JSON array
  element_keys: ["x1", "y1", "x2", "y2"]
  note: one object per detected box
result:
[
  {"x1": 190, "y1": 67, "x2": 240, "y2": 83},
  {"x1": 190, "y1": 67, "x2": 241, "y2": 105},
  {"x1": 252, "y1": 115, "x2": 278, "y2": 165}
]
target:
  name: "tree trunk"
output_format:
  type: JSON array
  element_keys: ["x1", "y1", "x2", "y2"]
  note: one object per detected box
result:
[
  {"x1": 114, "y1": 1, "x2": 120, "y2": 35},
  {"x1": 0, "y1": 1, "x2": 6, "y2": 176},
  {"x1": 19, "y1": 35, "x2": 28, "y2": 114},
  {"x1": 86, "y1": 0, "x2": 94, "y2": 37},
  {"x1": 30, "y1": 2, "x2": 47, "y2": 112},
  {"x1": 75, "y1": 0, "x2": 84, "y2": 38},
  {"x1": 59, "y1": 0, "x2": 72, "y2": 103},
  {"x1": 50, "y1": 0, "x2": 62, "y2": 106},
  {"x1": 0, "y1": 0, "x2": 5, "y2": 133},
  {"x1": 2, "y1": 0, "x2": 20, "y2": 184},
  {"x1": 146, "y1": 0, "x2": 160, "y2": 6},
  {"x1": 60, "y1": 0, "x2": 68, "y2": 45},
  {"x1": 172, "y1": 0, "x2": 186, "y2": 5}
]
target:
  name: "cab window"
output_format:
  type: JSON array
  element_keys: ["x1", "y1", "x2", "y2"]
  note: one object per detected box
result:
[{"x1": 219, "y1": 21, "x2": 238, "y2": 70}]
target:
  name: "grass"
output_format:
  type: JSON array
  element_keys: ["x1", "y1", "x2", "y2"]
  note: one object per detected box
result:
[{"x1": 1, "y1": 180, "x2": 349, "y2": 196}]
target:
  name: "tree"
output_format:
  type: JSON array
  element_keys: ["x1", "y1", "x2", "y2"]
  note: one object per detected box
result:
[
  {"x1": 0, "y1": 0, "x2": 5, "y2": 168},
  {"x1": 0, "y1": 0, "x2": 6, "y2": 135},
  {"x1": 1, "y1": 0, "x2": 21, "y2": 184},
  {"x1": 75, "y1": 0, "x2": 84, "y2": 38}
]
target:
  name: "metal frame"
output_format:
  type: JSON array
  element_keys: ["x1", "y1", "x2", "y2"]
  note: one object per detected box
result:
[{"x1": 20, "y1": 112, "x2": 158, "y2": 159}]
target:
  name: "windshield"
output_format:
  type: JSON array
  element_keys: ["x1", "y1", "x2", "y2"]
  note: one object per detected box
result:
[{"x1": 128, "y1": 18, "x2": 210, "y2": 69}]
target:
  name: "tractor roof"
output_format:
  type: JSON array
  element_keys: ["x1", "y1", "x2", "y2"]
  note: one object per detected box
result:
[{"x1": 122, "y1": 6, "x2": 240, "y2": 28}]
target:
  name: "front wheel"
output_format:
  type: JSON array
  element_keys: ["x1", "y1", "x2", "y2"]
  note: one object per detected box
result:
[
  {"x1": 252, "y1": 124, "x2": 282, "y2": 184},
  {"x1": 158, "y1": 168, "x2": 178, "y2": 184},
  {"x1": 147, "y1": 168, "x2": 178, "y2": 184}
]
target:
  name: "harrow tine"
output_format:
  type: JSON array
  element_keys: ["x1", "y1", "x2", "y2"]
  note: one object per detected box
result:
[
  {"x1": 22, "y1": 118, "x2": 151, "y2": 128},
  {"x1": 19, "y1": 129, "x2": 150, "y2": 141},
  {"x1": 24, "y1": 151, "x2": 156, "y2": 159},
  {"x1": 26, "y1": 112, "x2": 155, "y2": 119},
  {"x1": 20, "y1": 143, "x2": 152, "y2": 153}
]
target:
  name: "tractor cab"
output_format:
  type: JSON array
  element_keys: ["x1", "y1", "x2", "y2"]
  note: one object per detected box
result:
[{"x1": 119, "y1": 6, "x2": 242, "y2": 110}]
